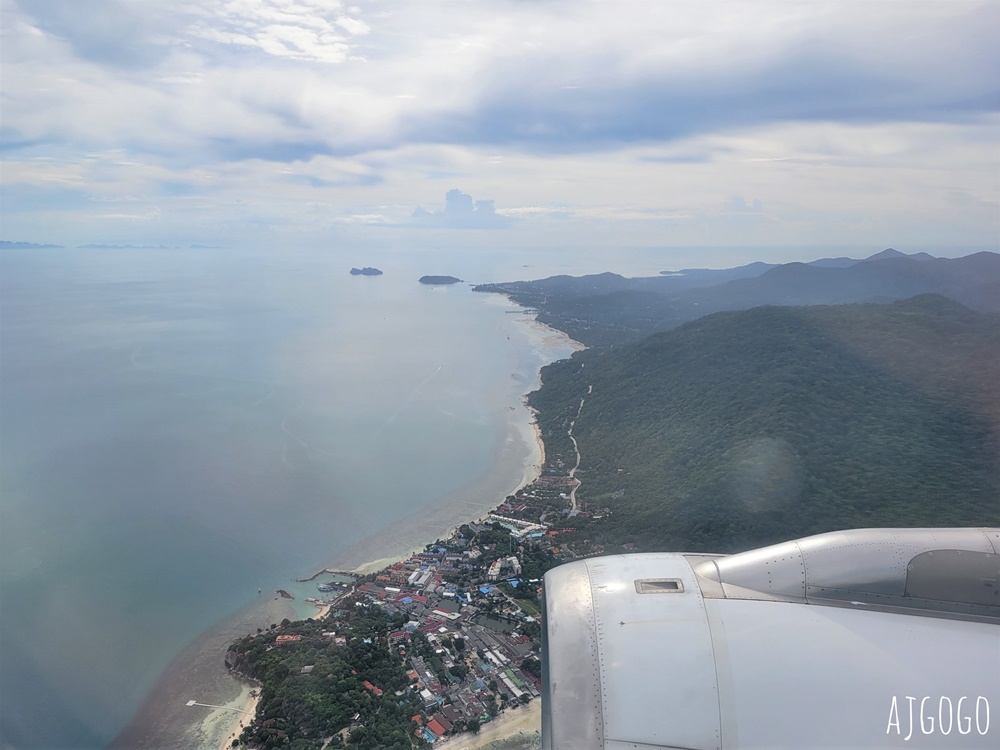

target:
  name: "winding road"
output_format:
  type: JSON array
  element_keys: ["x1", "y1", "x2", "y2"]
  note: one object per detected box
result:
[{"x1": 567, "y1": 385, "x2": 592, "y2": 512}]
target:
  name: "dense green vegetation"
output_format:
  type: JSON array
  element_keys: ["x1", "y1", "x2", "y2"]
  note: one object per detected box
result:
[
  {"x1": 528, "y1": 295, "x2": 1000, "y2": 553},
  {"x1": 227, "y1": 605, "x2": 425, "y2": 750}
]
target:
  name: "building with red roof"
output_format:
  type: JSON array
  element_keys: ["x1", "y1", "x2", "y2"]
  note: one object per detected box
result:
[{"x1": 430, "y1": 713, "x2": 454, "y2": 732}]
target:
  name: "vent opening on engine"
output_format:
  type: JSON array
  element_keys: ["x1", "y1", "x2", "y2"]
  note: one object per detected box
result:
[{"x1": 634, "y1": 578, "x2": 684, "y2": 594}]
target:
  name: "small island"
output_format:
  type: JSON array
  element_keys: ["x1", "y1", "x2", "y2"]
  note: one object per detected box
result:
[
  {"x1": 419, "y1": 275, "x2": 463, "y2": 285},
  {"x1": 349, "y1": 267, "x2": 383, "y2": 276}
]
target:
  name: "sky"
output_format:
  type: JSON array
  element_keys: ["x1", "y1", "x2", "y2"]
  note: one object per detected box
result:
[{"x1": 1, "y1": 0, "x2": 998, "y2": 257}]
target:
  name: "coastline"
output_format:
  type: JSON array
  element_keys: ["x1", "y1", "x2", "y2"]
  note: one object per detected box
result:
[
  {"x1": 524, "y1": 318, "x2": 587, "y2": 353},
  {"x1": 111, "y1": 595, "x2": 297, "y2": 750},
  {"x1": 205, "y1": 369, "x2": 552, "y2": 748},
  {"x1": 207, "y1": 429, "x2": 545, "y2": 747},
  {"x1": 322, "y1": 305, "x2": 569, "y2": 579},
  {"x1": 328, "y1": 380, "x2": 549, "y2": 578},
  {"x1": 269, "y1": 309, "x2": 575, "y2": 748},
  {"x1": 119, "y1": 308, "x2": 579, "y2": 750},
  {"x1": 210, "y1": 686, "x2": 260, "y2": 750},
  {"x1": 527, "y1": 407, "x2": 545, "y2": 470},
  {"x1": 342, "y1": 401, "x2": 547, "y2": 580},
  {"x1": 433, "y1": 701, "x2": 542, "y2": 750},
  {"x1": 309, "y1": 316, "x2": 567, "y2": 747}
]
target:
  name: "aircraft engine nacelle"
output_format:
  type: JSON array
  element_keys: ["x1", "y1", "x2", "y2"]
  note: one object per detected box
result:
[{"x1": 541, "y1": 528, "x2": 1000, "y2": 749}]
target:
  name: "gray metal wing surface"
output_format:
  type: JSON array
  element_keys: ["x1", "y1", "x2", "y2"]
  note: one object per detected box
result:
[{"x1": 542, "y1": 528, "x2": 1000, "y2": 750}]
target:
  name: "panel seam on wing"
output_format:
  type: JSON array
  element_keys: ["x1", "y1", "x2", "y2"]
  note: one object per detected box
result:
[{"x1": 585, "y1": 558, "x2": 608, "y2": 747}]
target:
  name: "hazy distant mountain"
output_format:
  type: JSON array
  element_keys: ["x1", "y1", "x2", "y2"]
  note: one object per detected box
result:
[
  {"x1": 475, "y1": 251, "x2": 998, "y2": 347},
  {"x1": 77, "y1": 244, "x2": 172, "y2": 249},
  {"x1": 695, "y1": 252, "x2": 999, "y2": 310},
  {"x1": 0, "y1": 240, "x2": 64, "y2": 249},
  {"x1": 655, "y1": 249, "x2": 936, "y2": 281},
  {"x1": 807, "y1": 256, "x2": 858, "y2": 268},
  {"x1": 865, "y1": 247, "x2": 909, "y2": 262},
  {"x1": 656, "y1": 261, "x2": 778, "y2": 286},
  {"x1": 863, "y1": 247, "x2": 936, "y2": 263}
]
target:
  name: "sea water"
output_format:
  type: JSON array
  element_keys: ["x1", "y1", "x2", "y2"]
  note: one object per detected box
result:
[{"x1": 0, "y1": 245, "x2": 680, "y2": 749}]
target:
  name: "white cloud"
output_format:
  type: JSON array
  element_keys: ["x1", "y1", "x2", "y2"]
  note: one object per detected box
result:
[
  {"x1": 1, "y1": 0, "x2": 997, "y2": 250},
  {"x1": 185, "y1": 0, "x2": 366, "y2": 63},
  {"x1": 411, "y1": 189, "x2": 511, "y2": 229}
]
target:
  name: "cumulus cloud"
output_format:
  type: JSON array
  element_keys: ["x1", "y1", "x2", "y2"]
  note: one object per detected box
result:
[
  {"x1": 14, "y1": 0, "x2": 369, "y2": 67},
  {"x1": 188, "y1": 0, "x2": 368, "y2": 64},
  {"x1": 8, "y1": 0, "x2": 996, "y2": 163},
  {"x1": 411, "y1": 189, "x2": 511, "y2": 229},
  {"x1": 374, "y1": 1, "x2": 1000, "y2": 154},
  {"x1": 2, "y1": 0, "x2": 997, "y2": 248}
]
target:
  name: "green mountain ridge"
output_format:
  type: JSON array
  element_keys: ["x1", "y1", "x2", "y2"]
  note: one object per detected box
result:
[{"x1": 527, "y1": 294, "x2": 1000, "y2": 553}]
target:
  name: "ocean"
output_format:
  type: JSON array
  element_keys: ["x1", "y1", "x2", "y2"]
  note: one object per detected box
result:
[{"x1": 0, "y1": 245, "x2": 679, "y2": 750}]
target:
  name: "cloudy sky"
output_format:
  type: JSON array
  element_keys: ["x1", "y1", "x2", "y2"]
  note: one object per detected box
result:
[{"x1": 2, "y1": 0, "x2": 998, "y2": 255}]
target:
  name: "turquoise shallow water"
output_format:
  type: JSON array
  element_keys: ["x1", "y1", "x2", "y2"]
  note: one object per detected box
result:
[{"x1": 0, "y1": 246, "x2": 593, "y2": 749}]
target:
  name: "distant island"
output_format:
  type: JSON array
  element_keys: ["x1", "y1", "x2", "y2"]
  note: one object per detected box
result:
[
  {"x1": 350, "y1": 267, "x2": 383, "y2": 276},
  {"x1": 419, "y1": 275, "x2": 463, "y2": 285},
  {"x1": 1, "y1": 240, "x2": 64, "y2": 249}
]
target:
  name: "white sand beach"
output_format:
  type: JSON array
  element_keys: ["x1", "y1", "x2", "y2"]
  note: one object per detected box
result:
[
  {"x1": 183, "y1": 683, "x2": 260, "y2": 750},
  {"x1": 214, "y1": 686, "x2": 260, "y2": 750},
  {"x1": 433, "y1": 701, "x2": 542, "y2": 750}
]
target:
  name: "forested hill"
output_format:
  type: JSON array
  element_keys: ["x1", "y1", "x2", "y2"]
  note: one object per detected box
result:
[
  {"x1": 476, "y1": 251, "x2": 1000, "y2": 348},
  {"x1": 528, "y1": 295, "x2": 1000, "y2": 553}
]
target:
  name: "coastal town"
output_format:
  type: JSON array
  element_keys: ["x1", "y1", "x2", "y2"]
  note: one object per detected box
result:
[
  {"x1": 224, "y1": 390, "x2": 608, "y2": 749},
  {"x1": 228, "y1": 510, "x2": 570, "y2": 748},
  {"x1": 337, "y1": 526, "x2": 545, "y2": 743}
]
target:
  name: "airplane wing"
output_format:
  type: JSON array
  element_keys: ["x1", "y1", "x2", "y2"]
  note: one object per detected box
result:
[{"x1": 541, "y1": 528, "x2": 1000, "y2": 749}]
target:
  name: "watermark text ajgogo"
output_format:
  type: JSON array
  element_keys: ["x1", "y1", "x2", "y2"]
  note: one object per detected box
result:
[{"x1": 886, "y1": 696, "x2": 990, "y2": 741}]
